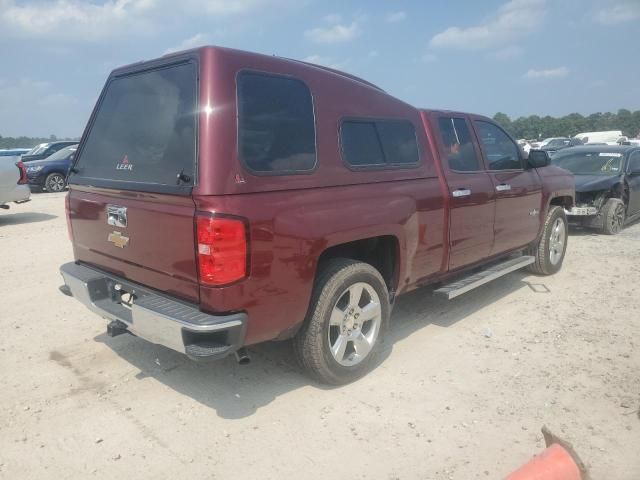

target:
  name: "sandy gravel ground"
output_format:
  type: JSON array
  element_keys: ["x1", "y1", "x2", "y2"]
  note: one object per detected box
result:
[{"x1": 1, "y1": 192, "x2": 639, "y2": 480}]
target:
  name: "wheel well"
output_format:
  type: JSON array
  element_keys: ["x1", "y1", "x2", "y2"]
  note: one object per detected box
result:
[
  {"x1": 317, "y1": 236, "x2": 399, "y2": 293},
  {"x1": 550, "y1": 196, "x2": 573, "y2": 209}
]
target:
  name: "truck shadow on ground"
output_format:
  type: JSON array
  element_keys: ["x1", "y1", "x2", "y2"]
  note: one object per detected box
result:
[
  {"x1": 0, "y1": 211, "x2": 57, "y2": 226},
  {"x1": 96, "y1": 271, "x2": 538, "y2": 419}
]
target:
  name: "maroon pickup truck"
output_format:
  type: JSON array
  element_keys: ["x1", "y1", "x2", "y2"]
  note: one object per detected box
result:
[{"x1": 60, "y1": 46, "x2": 574, "y2": 384}]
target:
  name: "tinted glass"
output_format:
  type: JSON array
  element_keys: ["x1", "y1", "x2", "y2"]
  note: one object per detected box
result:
[
  {"x1": 437, "y1": 117, "x2": 480, "y2": 171},
  {"x1": 48, "y1": 144, "x2": 64, "y2": 154},
  {"x1": 238, "y1": 72, "x2": 316, "y2": 173},
  {"x1": 47, "y1": 145, "x2": 77, "y2": 161},
  {"x1": 551, "y1": 151, "x2": 624, "y2": 175},
  {"x1": 341, "y1": 121, "x2": 385, "y2": 166},
  {"x1": 28, "y1": 143, "x2": 49, "y2": 155},
  {"x1": 376, "y1": 121, "x2": 419, "y2": 164},
  {"x1": 341, "y1": 119, "x2": 419, "y2": 167},
  {"x1": 629, "y1": 151, "x2": 640, "y2": 172},
  {"x1": 74, "y1": 62, "x2": 197, "y2": 187},
  {"x1": 474, "y1": 121, "x2": 521, "y2": 170}
]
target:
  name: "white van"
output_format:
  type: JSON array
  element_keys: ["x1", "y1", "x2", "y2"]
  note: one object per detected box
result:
[{"x1": 573, "y1": 130, "x2": 624, "y2": 145}]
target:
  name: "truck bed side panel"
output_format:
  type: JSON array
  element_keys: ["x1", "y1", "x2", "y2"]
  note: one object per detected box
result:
[{"x1": 195, "y1": 179, "x2": 445, "y2": 345}]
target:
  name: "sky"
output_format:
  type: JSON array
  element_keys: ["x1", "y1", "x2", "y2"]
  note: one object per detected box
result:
[{"x1": 0, "y1": 0, "x2": 639, "y2": 138}]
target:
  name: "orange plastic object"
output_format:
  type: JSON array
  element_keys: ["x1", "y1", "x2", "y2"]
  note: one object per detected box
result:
[{"x1": 505, "y1": 444, "x2": 582, "y2": 480}]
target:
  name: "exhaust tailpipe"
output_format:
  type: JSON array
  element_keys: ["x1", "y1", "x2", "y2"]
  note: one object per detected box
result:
[{"x1": 234, "y1": 347, "x2": 251, "y2": 365}]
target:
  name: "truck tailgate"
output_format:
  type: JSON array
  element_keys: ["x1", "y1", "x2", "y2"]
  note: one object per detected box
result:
[{"x1": 68, "y1": 186, "x2": 199, "y2": 303}]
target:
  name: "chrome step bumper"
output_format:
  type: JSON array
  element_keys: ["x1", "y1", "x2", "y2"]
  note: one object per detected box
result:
[{"x1": 59, "y1": 262, "x2": 247, "y2": 360}]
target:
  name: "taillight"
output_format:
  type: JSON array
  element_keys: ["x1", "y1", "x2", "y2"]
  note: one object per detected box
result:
[
  {"x1": 65, "y1": 193, "x2": 73, "y2": 241},
  {"x1": 196, "y1": 214, "x2": 248, "y2": 286},
  {"x1": 16, "y1": 161, "x2": 28, "y2": 185}
]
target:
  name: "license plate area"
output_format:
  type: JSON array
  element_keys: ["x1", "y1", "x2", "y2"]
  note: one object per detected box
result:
[{"x1": 567, "y1": 206, "x2": 597, "y2": 216}]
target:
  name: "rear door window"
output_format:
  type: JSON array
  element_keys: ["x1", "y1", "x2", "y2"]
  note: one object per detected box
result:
[
  {"x1": 73, "y1": 62, "x2": 197, "y2": 189},
  {"x1": 341, "y1": 119, "x2": 419, "y2": 168},
  {"x1": 237, "y1": 71, "x2": 316, "y2": 174},
  {"x1": 437, "y1": 117, "x2": 480, "y2": 172}
]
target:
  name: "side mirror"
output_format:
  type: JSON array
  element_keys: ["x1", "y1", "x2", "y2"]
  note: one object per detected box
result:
[{"x1": 527, "y1": 149, "x2": 550, "y2": 168}]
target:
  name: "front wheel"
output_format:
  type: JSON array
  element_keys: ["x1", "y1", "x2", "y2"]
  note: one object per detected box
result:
[
  {"x1": 45, "y1": 172, "x2": 66, "y2": 192},
  {"x1": 294, "y1": 259, "x2": 390, "y2": 385},
  {"x1": 601, "y1": 198, "x2": 625, "y2": 235},
  {"x1": 526, "y1": 206, "x2": 568, "y2": 275}
]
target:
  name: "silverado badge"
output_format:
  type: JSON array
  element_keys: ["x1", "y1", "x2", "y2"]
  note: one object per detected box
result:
[{"x1": 108, "y1": 231, "x2": 129, "y2": 248}]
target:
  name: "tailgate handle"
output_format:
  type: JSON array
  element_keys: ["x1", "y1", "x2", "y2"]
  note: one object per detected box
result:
[{"x1": 107, "y1": 205, "x2": 128, "y2": 228}]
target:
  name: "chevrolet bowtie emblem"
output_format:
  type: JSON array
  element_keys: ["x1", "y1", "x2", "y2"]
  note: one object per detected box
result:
[{"x1": 108, "y1": 231, "x2": 129, "y2": 248}]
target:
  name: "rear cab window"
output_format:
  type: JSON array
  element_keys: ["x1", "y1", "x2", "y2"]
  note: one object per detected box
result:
[
  {"x1": 237, "y1": 71, "x2": 316, "y2": 174},
  {"x1": 340, "y1": 119, "x2": 419, "y2": 168},
  {"x1": 71, "y1": 61, "x2": 197, "y2": 193}
]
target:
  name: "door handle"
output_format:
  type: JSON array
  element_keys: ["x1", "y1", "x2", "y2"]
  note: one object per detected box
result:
[
  {"x1": 496, "y1": 183, "x2": 511, "y2": 192},
  {"x1": 452, "y1": 189, "x2": 471, "y2": 198}
]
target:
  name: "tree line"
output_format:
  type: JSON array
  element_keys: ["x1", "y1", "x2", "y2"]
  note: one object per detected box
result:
[
  {"x1": 0, "y1": 134, "x2": 78, "y2": 150},
  {"x1": 493, "y1": 109, "x2": 640, "y2": 141}
]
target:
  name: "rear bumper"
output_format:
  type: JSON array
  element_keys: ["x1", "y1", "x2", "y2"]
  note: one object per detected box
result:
[
  {"x1": 27, "y1": 173, "x2": 46, "y2": 187},
  {"x1": 59, "y1": 262, "x2": 247, "y2": 360}
]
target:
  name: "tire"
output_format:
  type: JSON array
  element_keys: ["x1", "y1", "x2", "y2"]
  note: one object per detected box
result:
[
  {"x1": 44, "y1": 172, "x2": 66, "y2": 192},
  {"x1": 294, "y1": 258, "x2": 390, "y2": 385},
  {"x1": 601, "y1": 198, "x2": 625, "y2": 235},
  {"x1": 526, "y1": 206, "x2": 568, "y2": 275}
]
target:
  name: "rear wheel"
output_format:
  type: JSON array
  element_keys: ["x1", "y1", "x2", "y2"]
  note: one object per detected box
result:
[
  {"x1": 526, "y1": 206, "x2": 568, "y2": 275},
  {"x1": 294, "y1": 259, "x2": 389, "y2": 385},
  {"x1": 601, "y1": 198, "x2": 625, "y2": 235},
  {"x1": 45, "y1": 172, "x2": 66, "y2": 192}
]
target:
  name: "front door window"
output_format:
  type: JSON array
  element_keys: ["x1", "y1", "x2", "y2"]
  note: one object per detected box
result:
[{"x1": 474, "y1": 121, "x2": 522, "y2": 171}]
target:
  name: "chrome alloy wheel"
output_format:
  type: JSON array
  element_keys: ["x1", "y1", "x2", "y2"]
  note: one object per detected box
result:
[
  {"x1": 610, "y1": 203, "x2": 625, "y2": 233},
  {"x1": 328, "y1": 282, "x2": 382, "y2": 367},
  {"x1": 549, "y1": 217, "x2": 566, "y2": 265},
  {"x1": 47, "y1": 173, "x2": 66, "y2": 192}
]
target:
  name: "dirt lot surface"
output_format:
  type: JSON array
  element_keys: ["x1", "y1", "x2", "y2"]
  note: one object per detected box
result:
[{"x1": 1, "y1": 192, "x2": 639, "y2": 479}]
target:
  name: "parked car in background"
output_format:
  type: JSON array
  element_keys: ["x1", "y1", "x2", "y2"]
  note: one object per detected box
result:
[
  {"x1": 27, "y1": 145, "x2": 77, "y2": 192},
  {"x1": 517, "y1": 139, "x2": 532, "y2": 154},
  {"x1": 540, "y1": 137, "x2": 583, "y2": 154},
  {"x1": 0, "y1": 158, "x2": 30, "y2": 209},
  {"x1": 538, "y1": 137, "x2": 564, "y2": 148},
  {"x1": 21, "y1": 141, "x2": 78, "y2": 162},
  {"x1": 573, "y1": 130, "x2": 624, "y2": 145},
  {"x1": 59, "y1": 46, "x2": 574, "y2": 384},
  {"x1": 0, "y1": 148, "x2": 31, "y2": 159},
  {"x1": 552, "y1": 145, "x2": 640, "y2": 234}
]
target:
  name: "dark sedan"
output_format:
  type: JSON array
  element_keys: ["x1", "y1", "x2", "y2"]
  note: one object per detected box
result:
[
  {"x1": 541, "y1": 137, "x2": 583, "y2": 155},
  {"x1": 21, "y1": 141, "x2": 78, "y2": 162},
  {"x1": 26, "y1": 145, "x2": 77, "y2": 192},
  {"x1": 552, "y1": 145, "x2": 640, "y2": 234}
]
